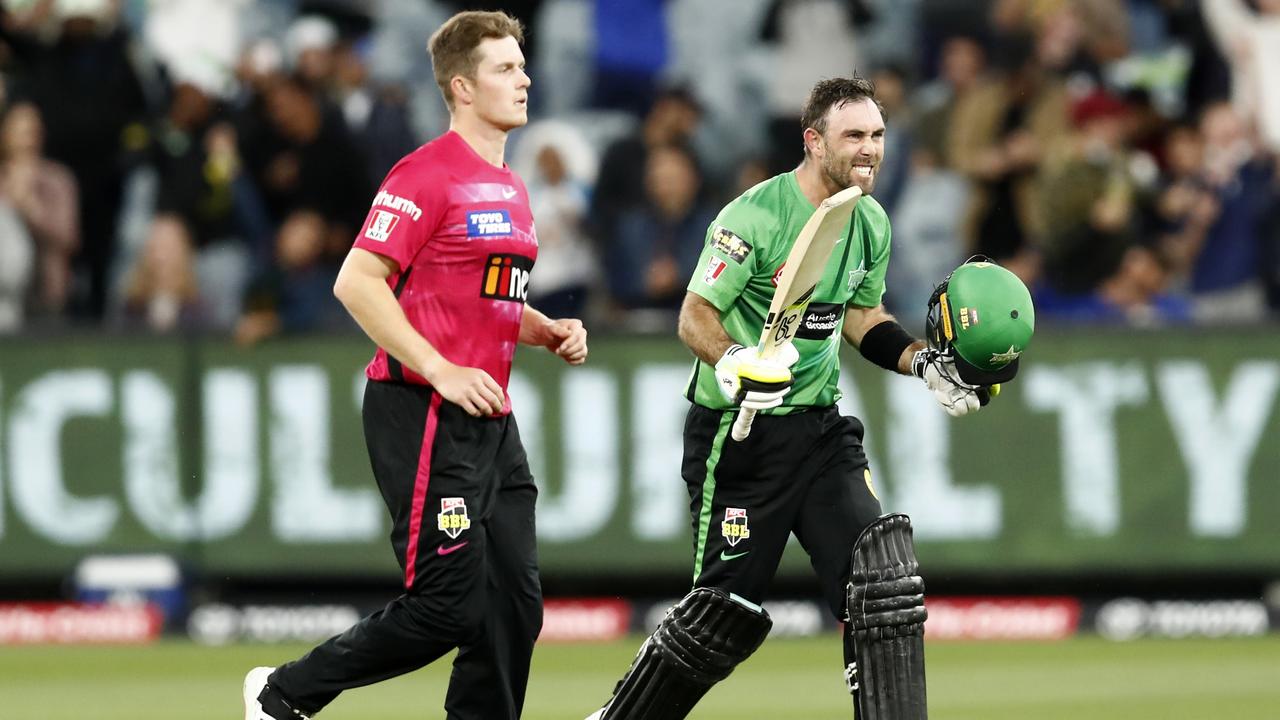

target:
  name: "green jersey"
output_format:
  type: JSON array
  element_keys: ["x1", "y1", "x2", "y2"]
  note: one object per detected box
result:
[{"x1": 685, "y1": 171, "x2": 892, "y2": 413}]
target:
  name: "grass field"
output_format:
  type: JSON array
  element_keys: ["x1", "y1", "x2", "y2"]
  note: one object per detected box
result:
[{"x1": 3, "y1": 634, "x2": 1278, "y2": 719}]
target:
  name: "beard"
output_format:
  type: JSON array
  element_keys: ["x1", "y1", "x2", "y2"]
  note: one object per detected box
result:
[{"x1": 823, "y1": 154, "x2": 874, "y2": 194}]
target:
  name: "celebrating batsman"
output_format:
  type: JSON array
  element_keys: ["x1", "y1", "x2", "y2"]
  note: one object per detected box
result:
[{"x1": 588, "y1": 75, "x2": 1033, "y2": 719}]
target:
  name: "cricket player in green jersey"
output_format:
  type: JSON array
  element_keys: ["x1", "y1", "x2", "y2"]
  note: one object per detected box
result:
[{"x1": 587, "y1": 75, "x2": 1034, "y2": 720}]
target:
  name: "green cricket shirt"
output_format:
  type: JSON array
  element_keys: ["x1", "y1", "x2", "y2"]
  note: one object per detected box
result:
[{"x1": 684, "y1": 171, "x2": 892, "y2": 413}]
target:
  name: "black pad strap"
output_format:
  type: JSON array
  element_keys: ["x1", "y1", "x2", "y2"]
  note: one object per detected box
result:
[
  {"x1": 599, "y1": 587, "x2": 772, "y2": 720},
  {"x1": 846, "y1": 513, "x2": 928, "y2": 720}
]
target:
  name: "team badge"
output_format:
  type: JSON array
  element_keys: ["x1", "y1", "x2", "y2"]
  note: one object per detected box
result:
[
  {"x1": 703, "y1": 257, "x2": 727, "y2": 286},
  {"x1": 847, "y1": 265, "x2": 868, "y2": 292},
  {"x1": 437, "y1": 498, "x2": 472, "y2": 539},
  {"x1": 959, "y1": 306, "x2": 980, "y2": 330},
  {"x1": 771, "y1": 262, "x2": 786, "y2": 287},
  {"x1": 711, "y1": 226, "x2": 752, "y2": 264},
  {"x1": 363, "y1": 210, "x2": 399, "y2": 242},
  {"x1": 721, "y1": 508, "x2": 751, "y2": 547},
  {"x1": 989, "y1": 345, "x2": 1022, "y2": 366}
]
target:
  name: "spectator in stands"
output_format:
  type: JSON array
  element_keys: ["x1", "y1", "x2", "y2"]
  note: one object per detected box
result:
[
  {"x1": 234, "y1": 73, "x2": 370, "y2": 343},
  {"x1": 124, "y1": 82, "x2": 250, "y2": 332},
  {"x1": 285, "y1": 15, "x2": 339, "y2": 93},
  {"x1": 884, "y1": 147, "x2": 968, "y2": 320},
  {"x1": 992, "y1": 0, "x2": 1130, "y2": 86},
  {"x1": 867, "y1": 63, "x2": 912, "y2": 215},
  {"x1": 1035, "y1": 244, "x2": 1191, "y2": 325},
  {"x1": 1179, "y1": 102, "x2": 1275, "y2": 322},
  {"x1": 912, "y1": 34, "x2": 986, "y2": 171},
  {"x1": 758, "y1": 0, "x2": 860, "y2": 175},
  {"x1": 0, "y1": 126, "x2": 33, "y2": 333},
  {"x1": 511, "y1": 120, "x2": 598, "y2": 320},
  {"x1": 1201, "y1": 0, "x2": 1280, "y2": 154},
  {"x1": 949, "y1": 33, "x2": 1069, "y2": 281},
  {"x1": 121, "y1": 213, "x2": 201, "y2": 330},
  {"x1": 236, "y1": 210, "x2": 348, "y2": 345},
  {"x1": 331, "y1": 37, "x2": 419, "y2": 183},
  {"x1": 1151, "y1": 123, "x2": 1219, "y2": 285},
  {"x1": 1037, "y1": 91, "x2": 1138, "y2": 296},
  {"x1": 0, "y1": 101, "x2": 78, "y2": 319},
  {"x1": 607, "y1": 143, "x2": 714, "y2": 319},
  {"x1": 253, "y1": 73, "x2": 372, "y2": 245},
  {"x1": 3, "y1": 0, "x2": 149, "y2": 319},
  {"x1": 590, "y1": 85, "x2": 703, "y2": 250}
]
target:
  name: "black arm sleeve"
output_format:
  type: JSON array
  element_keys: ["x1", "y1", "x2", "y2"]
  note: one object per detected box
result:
[{"x1": 858, "y1": 320, "x2": 917, "y2": 372}]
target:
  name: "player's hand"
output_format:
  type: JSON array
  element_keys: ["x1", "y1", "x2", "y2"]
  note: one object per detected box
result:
[
  {"x1": 911, "y1": 348, "x2": 983, "y2": 418},
  {"x1": 715, "y1": 343, "x2": 797, "y2": 410},
  {"x1": 544, "y1": 318, "x2": 588, "y2": 365},
  {"x1": 427, "y1": 361, "x2": 506, "y2": 416}
]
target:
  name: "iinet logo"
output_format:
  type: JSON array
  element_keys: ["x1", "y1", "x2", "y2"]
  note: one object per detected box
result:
[{"x1": 480, "y1": 254, "x2": 533, "y2": 304}]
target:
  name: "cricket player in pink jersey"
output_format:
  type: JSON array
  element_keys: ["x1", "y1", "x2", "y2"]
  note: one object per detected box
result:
[{"x1": 243, "y1": 11, "x2": 588, "y2": 720}]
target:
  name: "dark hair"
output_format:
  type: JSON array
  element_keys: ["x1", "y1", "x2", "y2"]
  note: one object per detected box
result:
[
  {"x1": 428, "y1": 10, "x2": 525, "y2": 111},
  {"x1": 799, "y1": 74, "x2": 882, "y2": 141}
]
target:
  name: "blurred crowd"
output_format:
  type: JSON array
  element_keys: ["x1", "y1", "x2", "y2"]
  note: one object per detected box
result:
[{"x1": 0, "y1": 0, "x2": 1277, "y2": 340}]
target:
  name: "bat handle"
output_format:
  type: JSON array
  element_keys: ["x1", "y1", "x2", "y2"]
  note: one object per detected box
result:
[{"x1": 731, "y1": 406, "x2": 757, "y2": 441}]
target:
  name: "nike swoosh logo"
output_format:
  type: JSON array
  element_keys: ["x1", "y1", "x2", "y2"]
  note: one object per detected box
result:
[
  {"x1": 437, "y1": 542, "x2": 469, "y2": 556},
  {"x1": 720, "y1": 550, "x2": 750, "y2": 561},
  {"x1": 502, "y1": 188, "x2": 517, "y2": 199}
]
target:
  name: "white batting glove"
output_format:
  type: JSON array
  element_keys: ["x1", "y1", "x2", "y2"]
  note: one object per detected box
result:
[
  {"x1": 911, "y1": 348, "x2": 982, "y2": 417},
  {"x1": 715, "y1": 344, "x2": 798, "y2": 410}
]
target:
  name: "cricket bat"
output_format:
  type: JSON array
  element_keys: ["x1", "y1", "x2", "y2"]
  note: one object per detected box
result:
[{"x1": 731, "y1": 185, "x2": 863, "y2": 442}]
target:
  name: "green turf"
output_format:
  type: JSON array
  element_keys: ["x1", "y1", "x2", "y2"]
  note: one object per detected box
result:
[{"x1": 2, "y1": 634, "x2": 1278, "y2": 718}]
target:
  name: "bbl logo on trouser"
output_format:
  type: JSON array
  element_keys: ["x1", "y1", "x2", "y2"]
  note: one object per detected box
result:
[
  {"x1": 437, "y1": 498, "x2": 472, "y2": 539},
  {"x1": 721, "y1": 508, "x2": 751, "y2": 546}
]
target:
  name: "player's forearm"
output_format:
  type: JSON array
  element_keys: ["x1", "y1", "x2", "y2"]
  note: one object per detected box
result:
[
  {"x1": 334, "y1": 264, "x2": 449, "y2": 381},
  {"x1": 518, "y1": 305, "x2": 555, "y2": 346},
  {"x1": 678, "y1": 292, "x2": 737, "y2": 365}
]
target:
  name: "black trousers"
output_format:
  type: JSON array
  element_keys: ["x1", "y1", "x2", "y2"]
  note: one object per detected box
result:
[
  {"x1": 683, "y1": 405, "x2": 884, "y2": 619},
  {"x1": 271, "y1": 381, "x2": 543, "y2": 719}
]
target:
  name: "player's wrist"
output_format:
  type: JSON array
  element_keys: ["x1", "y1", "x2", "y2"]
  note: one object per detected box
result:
[{"x1": 418, "y1": 353, "x2": 453, "y2": 384}]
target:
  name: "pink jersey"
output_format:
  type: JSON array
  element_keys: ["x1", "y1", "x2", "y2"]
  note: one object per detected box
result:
[{"x1": 353, "y1": 131, "x2": 538, "y2": 414}]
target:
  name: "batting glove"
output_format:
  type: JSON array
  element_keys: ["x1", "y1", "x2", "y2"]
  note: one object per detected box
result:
[
  {"x1": 715, "y1": 344, "x2": 798, "y2": 410},
  {"x1": 911, "y1": 348, "x2": 985, "y2": 417}
]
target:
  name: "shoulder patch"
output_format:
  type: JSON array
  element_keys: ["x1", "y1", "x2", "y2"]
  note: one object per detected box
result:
[
  {"x1": 703, "y1": 256, "x2": 727, "y2": 286},
  {"x1": 711, "y1": 226, "x2": 752, "y2": 264}
]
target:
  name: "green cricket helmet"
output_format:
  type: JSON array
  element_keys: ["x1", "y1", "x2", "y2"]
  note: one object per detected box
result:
[{"x1": 925, "y1": 259, "x2": 1035, "y2": 385}]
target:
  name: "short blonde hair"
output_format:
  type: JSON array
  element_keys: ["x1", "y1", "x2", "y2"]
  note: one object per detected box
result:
[{"x1": 428, "y1": 11, "x2": 525, "y2": 111}]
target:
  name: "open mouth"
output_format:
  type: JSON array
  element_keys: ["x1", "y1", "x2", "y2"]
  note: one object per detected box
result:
[{"x1": 854, "y1": 165, "x2": 874, "y2": 178}]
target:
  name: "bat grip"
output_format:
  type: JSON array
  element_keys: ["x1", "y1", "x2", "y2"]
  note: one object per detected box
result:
[{"x1": 731, "y1": 406, "x2": 757, "y2": 441}]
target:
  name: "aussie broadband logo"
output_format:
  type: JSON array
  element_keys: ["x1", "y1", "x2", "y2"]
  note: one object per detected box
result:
[
  {"x1": 481, "y1": 254, "x2": 534, "y2": 303},
  {"x1": 468, "y1": 210, "x2": 513, "y2": 237}
]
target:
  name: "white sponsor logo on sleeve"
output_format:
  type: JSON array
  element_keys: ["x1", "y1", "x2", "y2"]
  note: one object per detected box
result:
[
  {"x1": 364, "y1": 210, "x2": 400, "y2": 242},
  {"x1": 371, "y1": 190, "x2": 422, "y2": 221}
]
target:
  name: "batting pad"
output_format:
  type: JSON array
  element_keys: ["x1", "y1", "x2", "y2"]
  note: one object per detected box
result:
[
  {"x1": 845, "y1": 513, "x2": 929, "y2": 720},
  {"x1": 594, "y1": 587, "x2": 772, "y2": 720}
]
